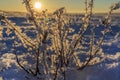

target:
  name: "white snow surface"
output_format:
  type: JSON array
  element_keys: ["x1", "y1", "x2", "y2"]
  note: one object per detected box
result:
[
  {"x1": 0, "y1": 52, "x2": 120, "y2": 80},
  {"x1": 0, "y1": 14, "x2": 120, "y2": 80}
]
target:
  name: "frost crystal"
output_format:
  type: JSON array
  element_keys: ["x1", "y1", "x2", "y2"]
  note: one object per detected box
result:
[
  {"x1": 111, "y1": 2, "x2": 120, "y2": 10},
  {"x1": 0, "y1": 27, "x2": 3, "y2": 37}
]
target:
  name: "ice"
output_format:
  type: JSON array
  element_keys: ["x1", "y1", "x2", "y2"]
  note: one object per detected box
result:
[{"x1": 0, "y1": 12, "x2": 120, "y2": 80}]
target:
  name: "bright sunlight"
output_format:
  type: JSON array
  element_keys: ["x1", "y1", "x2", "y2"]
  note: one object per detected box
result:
[{"x1": 34, "y1": 1, "x2": 42, "y2": 9}]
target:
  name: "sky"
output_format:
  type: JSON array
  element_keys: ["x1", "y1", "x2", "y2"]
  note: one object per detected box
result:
[{"x1": 0, "y1": 0, "x2": 120, "y2": 13}]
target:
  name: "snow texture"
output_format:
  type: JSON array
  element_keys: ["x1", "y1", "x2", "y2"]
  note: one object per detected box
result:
[{"x1": 0, "y1": 13, "x2": 120, "y2": 80}]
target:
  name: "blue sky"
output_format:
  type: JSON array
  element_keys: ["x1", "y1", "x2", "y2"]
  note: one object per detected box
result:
[{"x1": 0, "y1": 0, "x2": 120, "y2": 13}]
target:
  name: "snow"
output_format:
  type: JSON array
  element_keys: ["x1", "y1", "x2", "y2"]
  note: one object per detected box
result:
[
  {"x1": 0, "y1": 52, "x2": 119, "y2": 80},
  {"x1": 67, "y1": 52, "x2": 120, "y2": 80},
  {"x1": 0, "y1": 13, "x2": 120, "y2": 80}
]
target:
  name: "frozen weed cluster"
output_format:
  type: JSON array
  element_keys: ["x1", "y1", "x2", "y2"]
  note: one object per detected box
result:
[{"x1": 0, "y1": 0, "x2": 120, "y2": 80}]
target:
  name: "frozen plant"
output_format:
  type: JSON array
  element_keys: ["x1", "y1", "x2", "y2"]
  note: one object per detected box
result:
[
  {"x1": 111, "y1": 1, "x2": 120, "y2": 10},
  {"x1": 0, "y1": 0, "x2": 120, "y2": 80}
]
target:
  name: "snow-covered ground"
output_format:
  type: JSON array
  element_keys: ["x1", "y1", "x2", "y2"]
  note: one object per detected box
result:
[{"x1": 0, "y1": 14, "x2": 120, "y2": 80}]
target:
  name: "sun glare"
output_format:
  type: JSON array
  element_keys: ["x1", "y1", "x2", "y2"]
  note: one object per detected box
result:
[{"x1": 34, "y1": 1, "x2": 42, "y2": 9}]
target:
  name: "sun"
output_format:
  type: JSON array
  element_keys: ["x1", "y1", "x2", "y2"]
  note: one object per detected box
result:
[{"x1": 34, "y1": 1, "x2": 42, "y2": 9}]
